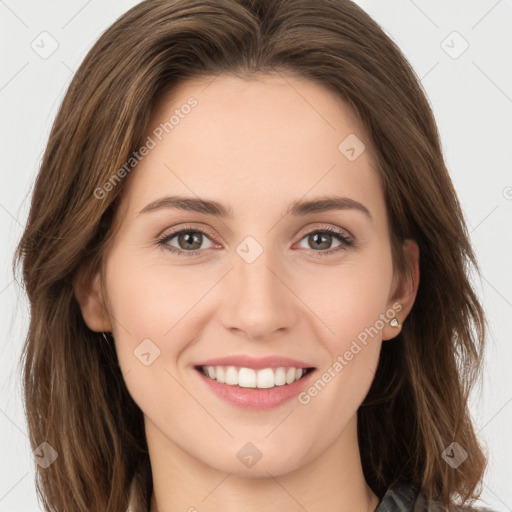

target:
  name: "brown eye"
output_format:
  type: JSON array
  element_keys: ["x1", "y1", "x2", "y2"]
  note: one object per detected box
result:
[
  {"x1": 296, "y1": 228, "x2": 353, "y2": 255},
  {"x1": 158, "y1": 228, "x2": 215, "y2": 255},
  {"x1": 306, "y1": 232, "x2": 334, "y2": 250},
  {"x1": 176, "y1": 231, "x2": 203, "y2": 251}
]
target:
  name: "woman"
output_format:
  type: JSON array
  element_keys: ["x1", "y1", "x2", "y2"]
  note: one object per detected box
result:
[{"x1": 14, "y1": 0, "x2": 496, "y2": 511}]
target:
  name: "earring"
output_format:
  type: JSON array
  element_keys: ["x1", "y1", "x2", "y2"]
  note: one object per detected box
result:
[
  {"x1": 101, "y1": 331, "x2": 112, "y2": 342},
  {"x1": 390, "y1": 318, "x2": 401, "y2": 328}
]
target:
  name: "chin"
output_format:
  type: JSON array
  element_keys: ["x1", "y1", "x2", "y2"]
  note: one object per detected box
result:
[{"x1": 202, "y1": 439, "x2": 310, "y2": 478}]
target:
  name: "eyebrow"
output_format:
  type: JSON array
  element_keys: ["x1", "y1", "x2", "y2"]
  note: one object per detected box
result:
[{"x1": 138, "y1": 194, "x2": 372, "y2": 221}]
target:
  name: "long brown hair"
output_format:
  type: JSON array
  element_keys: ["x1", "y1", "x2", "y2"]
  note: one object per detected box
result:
[{"x1": 14, "y1": 0, "x2": 488, "y2": 510}]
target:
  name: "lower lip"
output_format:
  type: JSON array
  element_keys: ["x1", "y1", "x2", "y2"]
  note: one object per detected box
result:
[{"x1": 194, "y1": 368, "x2": 316, "y2": 410}]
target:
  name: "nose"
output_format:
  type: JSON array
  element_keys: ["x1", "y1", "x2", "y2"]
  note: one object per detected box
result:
[{"x1": 219, "y1": 246, "x2": 298, "y2": 341}]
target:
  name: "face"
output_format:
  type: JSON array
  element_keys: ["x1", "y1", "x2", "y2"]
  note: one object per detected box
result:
[{"x1": 81, "y1": 72, "x2": 417, "y2": 477}]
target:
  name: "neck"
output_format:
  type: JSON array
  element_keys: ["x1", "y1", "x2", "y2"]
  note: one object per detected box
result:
[{"x1": 147, "y1": 414, "x2": 379, "y2": 512}]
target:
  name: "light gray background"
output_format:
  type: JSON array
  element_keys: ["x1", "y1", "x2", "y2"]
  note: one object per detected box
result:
[{"x1": 1, "y1": 0, "x2": 511, "y2": 510}]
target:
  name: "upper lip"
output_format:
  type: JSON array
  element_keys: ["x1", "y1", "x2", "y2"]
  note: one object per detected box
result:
[{"x1": 194, "y1": 355, "x2": 316, "y2": 370}]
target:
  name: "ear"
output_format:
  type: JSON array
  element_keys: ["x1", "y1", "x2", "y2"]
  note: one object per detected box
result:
[
  {"x1": 73, "y1": 267, "x2": 112, "y2": 332},
  {"x1": 382, "y1": 239, "x2": 420, "y2": 341}
]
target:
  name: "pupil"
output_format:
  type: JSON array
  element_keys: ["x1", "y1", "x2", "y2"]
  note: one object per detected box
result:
[
  {"x1": 310, "y1": 232, "x2": 330, "y2": 250},
  {"x1": 180, "y1": 232, "x2": 201, "y2": 250}
]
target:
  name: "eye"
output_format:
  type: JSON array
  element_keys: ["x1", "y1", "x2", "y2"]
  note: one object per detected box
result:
[
  {"x1": 295, "y1": 226, "x2": 353, "y2": 256},
  {"x1": 157, "y1": 224, "x2": 354, "y2": 257},
  {"x1": 157, "y1": 225, "x2": 216, "y2": 255}
]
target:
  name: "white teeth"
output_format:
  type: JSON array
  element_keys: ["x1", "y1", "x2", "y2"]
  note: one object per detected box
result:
[
  {"x1": 274, "y1": 367, "x2": 286, "y2": 386},
  {"x1": 239, "y1": 368, "x2": 256, "y2": 388},
  {"x1": 216, "y1": 366, "x2": 226, "y2": 383},
  {"x1": 200, "y1": 365, "x2": 308, "y2": 388},
  {"x1": 225, "y1": 366, "x2": 239, "y2": 386},
  {"x1": 256, "y1": 368, "x2": 275, "y2": 389}
]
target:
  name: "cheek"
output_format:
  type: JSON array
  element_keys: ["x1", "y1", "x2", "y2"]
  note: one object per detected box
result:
[
  {"x1": 302, "y1": 249, "x2": 393, "y2": 393},
  {"x1": 305, "y1": 256, "x2": 393, "y2": 347},
  {"x1": 104, "y1": 255, "x2": 203, "y2": 419},
  {"x1": 297, "y1": 268, "x2": 387, "y2": 424},
  {"x1": 103, "y1": 249, "x2": 196, "y2": 374},
  {"x1": 105, "y1": 243, "x2": 207, "y2": 332}
]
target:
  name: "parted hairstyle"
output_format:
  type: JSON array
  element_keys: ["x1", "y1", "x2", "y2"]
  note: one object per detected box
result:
[{"x1": 14, "y1": 0, "x2": 489, "y2": 511}]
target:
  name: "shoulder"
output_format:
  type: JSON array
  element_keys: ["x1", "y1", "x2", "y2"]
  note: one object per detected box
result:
[
  {"x1": 413, "y1": 491, "x2": 499, "y2": 512},
  {"x1": 375, "y1": 479, "x2": 419, "y2": 512},
  {"x1": 375, "y1": 479, "x2": 499, "y2": 512}
]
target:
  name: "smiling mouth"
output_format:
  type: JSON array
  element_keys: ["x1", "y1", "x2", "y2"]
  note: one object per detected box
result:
[{"x1": 195, "y1": 365, "x2": 316, "y2": 389}]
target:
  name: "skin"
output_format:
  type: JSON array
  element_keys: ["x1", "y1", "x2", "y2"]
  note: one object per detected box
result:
[{"x1": 76, "y1": 72, "x2": 420, "y2": 512}]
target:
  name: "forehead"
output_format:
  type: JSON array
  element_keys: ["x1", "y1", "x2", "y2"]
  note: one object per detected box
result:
[
  {"x1": 118, "y1": 72, "x2": 385, "y2": 223},
  {"x1": 149, "y1": 72, "x2": 370, "y2": 160}
]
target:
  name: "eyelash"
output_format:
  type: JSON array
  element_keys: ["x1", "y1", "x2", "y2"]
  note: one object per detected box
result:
[{"x1": 156, "y1": 224, "x2": 354, "y2": 257}]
